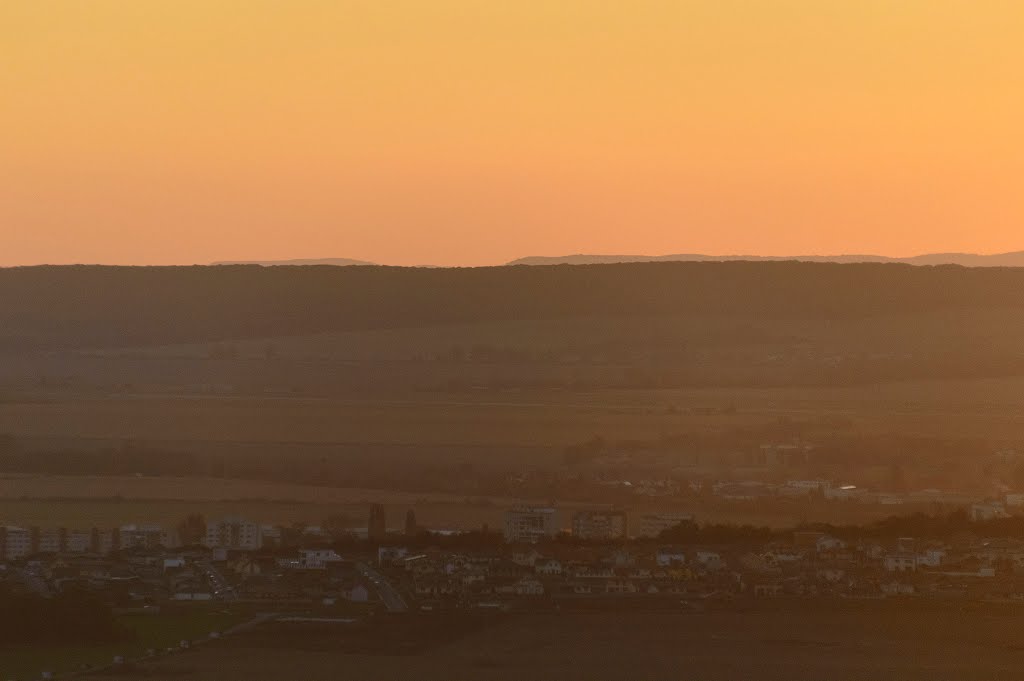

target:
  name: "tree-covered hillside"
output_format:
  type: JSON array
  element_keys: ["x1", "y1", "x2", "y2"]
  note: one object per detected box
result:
[{"x1": 3, "y1": 261, "x2": 1024, "y2": 350}]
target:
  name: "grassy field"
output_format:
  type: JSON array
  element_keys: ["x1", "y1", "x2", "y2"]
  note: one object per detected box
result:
[
  {"x1": 6, "y1": 375, "x2": 1024, "y2": 454},
  {"x1": 1, "y1": 376, "x2": 1022, "y2": 531},
  {"x1": 0, "y1": 475, "x2": 940, "y2": 531},
  {"x1": 85, "y1": 603, "x2": 1024, "y2": 681},
  {"x1": 1, "y1": 392, "x2": 761, "y2": 448},
  {"x1": 0, "y1": 609, "x2": 249, "y2": 680},
  {"x1": 0, "y1": 475, "x2": 547, "y2": 529}
]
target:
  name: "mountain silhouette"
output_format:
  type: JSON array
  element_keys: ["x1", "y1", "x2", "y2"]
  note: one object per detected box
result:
[{"x1": 507, "y1": 251, "x2": 1024, "y2": 267}]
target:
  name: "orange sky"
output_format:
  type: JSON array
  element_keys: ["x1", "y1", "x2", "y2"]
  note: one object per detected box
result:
[{"x1": 2, "y1": 1, "x2": 1023, "y2": 266}]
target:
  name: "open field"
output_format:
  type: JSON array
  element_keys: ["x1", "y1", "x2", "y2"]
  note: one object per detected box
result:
[
  {"x1": 0, "y1": 475, "x2": 550, "y2": 529},
  {"x1": 0, "y1": 609, "x2": 249, "y2": 681},
  {"x1": 87, "y1": 604, "x2": 1024, "y2": 681},
  {"x1": 2, "y1": 377, "x2": 1022, "y2": 529},
  {"x1": 0, "y1": 475, "x2": 906, "y2": 530},
  {"x1": 0, "y1": 497, "x2": 912, "y2": 532},
  {"x1": 6, "y1": 264, "x2": 1024, "y2": 530},
  {"x1": 5, "y1": 376, "x2": 1024, "y2": 458}
]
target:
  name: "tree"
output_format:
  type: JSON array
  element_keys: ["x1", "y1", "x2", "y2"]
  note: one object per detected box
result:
[
  {"x1": 323, "y1": 513, "x2": 355, "y2": 540},
  {"x1": 368, "y1": 504, "x2": 387, "y2": 542}
]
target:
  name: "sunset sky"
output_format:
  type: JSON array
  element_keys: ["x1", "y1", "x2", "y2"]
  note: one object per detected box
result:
[{"x1": 2, "y1": 1, "x2": 1023, "y2": 267}]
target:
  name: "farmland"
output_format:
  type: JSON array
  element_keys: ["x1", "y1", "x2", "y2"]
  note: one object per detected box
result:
[
  {"x1": 0, "y1": 474, "x2": 549, "y2": 529},
  {"x1": 2, "y1": 375, "x2": 1024, "y2": 529},
  {"x1": 5, "y1": 375, "x2": 1024, "y2": 455},
  {"x1": 86, "y1": 603, "x2": 1024, "y2": 681},
  {"x1": 0, "y1": 475, "x2": 904, "y2": 530},
  {"x1": 0, "y1": 608, "x2": 249, "y2": 681},
  {"x1": 4, "y1": 263, "x2": 1024, "y2": 527}
]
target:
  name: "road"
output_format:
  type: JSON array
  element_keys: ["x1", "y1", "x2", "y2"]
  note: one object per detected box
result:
[
  {"x1": 196, "y1": 558, "x2": 238, "y2": 601},
  {"x1": 355, "y1": 562, "x2": 408, "y2": 612}
]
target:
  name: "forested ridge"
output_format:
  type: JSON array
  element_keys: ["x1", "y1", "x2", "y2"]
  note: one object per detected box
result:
[{"x1": 3, "y1": 261, "x2": 1024, "y2": 350}]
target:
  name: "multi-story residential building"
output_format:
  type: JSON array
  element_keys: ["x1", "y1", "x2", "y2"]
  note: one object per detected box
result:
[
  {"x1": 0, "y1": 526, "x2": 32, "y2": 560},
  {"x1": 65, "y1": 530, "x2": 93, "y2": 553},
  {"x1": 368, "y1": 505, "x2": 387, "y2": 542},
  {"x1": 36, "y1": 529, "x2": 63, "y2": 554},
  {"x1": 572, "y1": 510, "x2": 628, "y2": 540},
  {"x1": 970, "y1": 502, "x2": 1008, "y2": 522},
  {"x1": 97, "y1": 529, "x2": 117, "y2": 554},
  {"x1": 204, "y1": 517, "x2": 262, "y2": 551},
  {"x1": 1006, "y1": 493, "x2": 1024, "y2": 507},
  {"x1": 119, "y1": 524, "x2": 176, "y2": 550},
  {"x1": 633, "y1": 513, "x2": 694, "y2": 539},
  {"x1": 504, "y1": 507, "x2": 559, "y2": 543}
]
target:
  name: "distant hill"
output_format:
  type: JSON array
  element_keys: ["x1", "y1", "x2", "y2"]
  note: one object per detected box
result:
[
  {"x1": 212, "y1": 258, "x2": 376, "y2": 267},
  {"x1": 212, "y1": 252, "x2": 1024, "y2": 268},
  {"x1": 6, "y1": 261, "x2": 1024, "y2": 390},
  {"x1": 508, "y1": 251, "x2": 1024, "y2": 267},
  {"x1": 5, "y1": 261, "x2": 1024, "y2": 352}
]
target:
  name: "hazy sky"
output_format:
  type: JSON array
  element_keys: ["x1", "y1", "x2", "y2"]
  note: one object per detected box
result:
[{"x1": 2, "y1": 1, "x2": 1023, "y2": 266}]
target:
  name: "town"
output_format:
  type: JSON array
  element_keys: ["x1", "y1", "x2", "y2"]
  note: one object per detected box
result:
[{"x1": 7, "y1": 498, "x2": 1024, "y2": 616}]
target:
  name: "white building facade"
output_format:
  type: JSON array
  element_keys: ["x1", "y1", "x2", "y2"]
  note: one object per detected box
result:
[
  {"x1": 504, "y1": 507, "x2": 559, "y2": 543},
  {"x1": 204, "y1": 517, "x2": 262, "y2": 551}
]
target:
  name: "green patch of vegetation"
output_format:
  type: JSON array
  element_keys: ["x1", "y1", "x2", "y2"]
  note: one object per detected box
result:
[{"x1": 0, "y1": 609, "x2": 250, "y2": 680}]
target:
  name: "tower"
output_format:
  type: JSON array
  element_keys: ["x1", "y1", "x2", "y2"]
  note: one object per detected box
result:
[
  {"x1": 368, "y1": 504, "x2": 387, "y2": 542},
  {"x1": 404, "y1": 509, "x2": 418, "y2": 536}
]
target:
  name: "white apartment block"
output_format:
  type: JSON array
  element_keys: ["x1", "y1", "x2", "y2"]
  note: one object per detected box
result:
[
  {"x1": 0, "y1": 526, "x2": 32, "y2": 560},
  {"x1": 119, "y1": 524, "x2": 176, "y2": 549},
  {"x1": 504, "y1": 507, "x2": 559, "y2": 543},
  {"x1": 204, "y1": 517, "x2": 262, "y2": 551},
  {"x1": 37, "y1": 530, "x2": 62, "y2": 554}
]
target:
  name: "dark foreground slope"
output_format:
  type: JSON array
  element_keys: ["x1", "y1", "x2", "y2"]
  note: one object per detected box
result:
[
  {"x1": 3, "y1": 261, "x2": 1024, "y2": 351},
  {"x1": 87, "y1": 605, "x2": 1024, "y2": 681}
]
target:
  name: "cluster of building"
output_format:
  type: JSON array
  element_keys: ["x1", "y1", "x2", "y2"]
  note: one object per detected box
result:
[
  {"x1": 8, "y1": 506, "x2": 1024, "y2": 611},
  {"x1": 597, "y1": 477, "x2": 1024, "y2": 512},
  {"x1": 395, "y1": 531, "x2": 1024, "y2": 607},
  {"x1": 0, "y1": 545, "x2": 379, "y2": 607},
  {"x1": 0, "y1": 517, "x2": 266, "y2": 561},
  {"x1": 505, "y1": 507, "x2": 695, "y2": 542},
  {"x1": 512, "y1": 463, "x2": 1024, "y2": 512},
  {"x1": 705, "y1": 479, "x2": 1002, "y2": 506}
]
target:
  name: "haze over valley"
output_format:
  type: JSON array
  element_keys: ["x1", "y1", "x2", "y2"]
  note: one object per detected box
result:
[{"x1": 7, "y1": 0, "x2": 1024, "y2": 677}]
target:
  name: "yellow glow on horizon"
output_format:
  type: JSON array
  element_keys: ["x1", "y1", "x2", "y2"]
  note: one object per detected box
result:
[{"x1": 2, "y1": 1, "x2": 1023, "y2": 265}]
